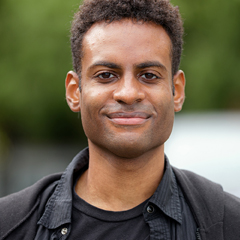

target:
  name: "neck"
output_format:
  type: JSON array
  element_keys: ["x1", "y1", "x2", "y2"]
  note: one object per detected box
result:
[{"x1": 75, "y1": 142, "x2": 165, "y2": 211}]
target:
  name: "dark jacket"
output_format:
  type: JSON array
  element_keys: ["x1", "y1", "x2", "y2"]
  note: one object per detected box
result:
[{"x1": 1, "y1": 166, "x2": 240, "y2": 239}]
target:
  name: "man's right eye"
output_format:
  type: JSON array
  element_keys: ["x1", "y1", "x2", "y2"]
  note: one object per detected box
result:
[{"x1": 98, "y1": 72, "x2": 114, "y2": 79}]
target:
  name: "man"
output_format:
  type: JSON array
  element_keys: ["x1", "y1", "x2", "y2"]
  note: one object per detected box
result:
[{"x1": 1, "y1": 0, "x2": 240, "y2": 239}]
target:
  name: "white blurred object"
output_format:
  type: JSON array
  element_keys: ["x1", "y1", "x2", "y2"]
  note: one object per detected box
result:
[{"x1": 165, "y1": 112, "x2": 240, "y2": 198}]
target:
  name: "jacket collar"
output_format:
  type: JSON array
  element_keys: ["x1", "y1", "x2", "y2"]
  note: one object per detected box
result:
[
  {"x1": 38, "y1": 148, "x2": 182, "y2": 229},
  {"x1": 38, "y1": 148, "x2": 89, "y2": 229}
]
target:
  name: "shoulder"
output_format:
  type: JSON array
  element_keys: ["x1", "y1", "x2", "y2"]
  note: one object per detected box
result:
[
  {"x1": 0, "y1": 172, "x2": 62, "y2": 239},
  {"x1": 172, "y1": 167, "x2": 224, "y2": 202},
  {"x1": 173, "y1": 166, "x2": 240, "y2": 210},
  {"x1": 0, "y1": 172, "x2": 62, "y2": 213},
  {"x1": 223, "y1": 191, "x2": 240, "y2": 239},
  {"x1": 172, "y1": 167, "x2": 225, "y2": 221},
  {"x1": 173, "y1": 167, "x2": 240, "y2": 239}
]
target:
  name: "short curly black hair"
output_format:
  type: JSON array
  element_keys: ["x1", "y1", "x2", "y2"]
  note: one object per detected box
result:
[{"x1": 71, "y1": 0, "x2": 183, "y2": 78}]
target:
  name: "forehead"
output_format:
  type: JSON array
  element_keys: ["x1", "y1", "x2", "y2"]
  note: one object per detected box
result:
[{"x1": 82, "y1": 19, "x2": 172, "y2": 70}]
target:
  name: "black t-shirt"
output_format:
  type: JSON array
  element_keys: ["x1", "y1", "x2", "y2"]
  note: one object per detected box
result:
[
  {"x1": 68, "y1": 187, "x2": 150, "y2": 240},
  {"x1": 65, "y1": 155, "x2": 197, "y2": 240}
]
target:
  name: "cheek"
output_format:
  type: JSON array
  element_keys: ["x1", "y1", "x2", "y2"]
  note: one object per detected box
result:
[
  {"x1": 150, "y1": 85, "x2": 174, "y2": 110},
  {"x1": 80, "y1": 93, "x2": 97, "y2": 139},
  {"x1": 80, "y1": 88, "x2": 111, "y2": 142},
  {"x1": 80, "y1": 87, "x2": 107, "y2": 123},
  {"x1": 152, "y1": 88, "x2": 175, "y2": 129}
]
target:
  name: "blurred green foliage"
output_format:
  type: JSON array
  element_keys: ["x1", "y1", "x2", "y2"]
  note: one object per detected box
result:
[
  {"x1": 172, "y1": 0, "x2": 240, "y2": 111},
  {"x1": 0, "y1": 0, "x2": 86, "y2": 143},
  {"x1": 0, "y1": 0, "x2": 240, "y2": 143}
]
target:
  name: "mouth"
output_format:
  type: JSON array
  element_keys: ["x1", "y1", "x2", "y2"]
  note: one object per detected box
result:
[{"x1": 107, "y1": 112, "x2": 151, "y2": 125}]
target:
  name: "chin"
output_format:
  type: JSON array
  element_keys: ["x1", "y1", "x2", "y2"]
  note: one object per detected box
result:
[
  {"x1": 110, "y1": 148, "x2": 145, "y2": 159},
  {"x1": 104, "y1": 140, "x2": 162, "y2": 159}
]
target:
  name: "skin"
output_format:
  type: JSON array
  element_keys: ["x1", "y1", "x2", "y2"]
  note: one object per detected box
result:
[{"x1": 65, "y1": 19, "x2": 185, "y2": 211}]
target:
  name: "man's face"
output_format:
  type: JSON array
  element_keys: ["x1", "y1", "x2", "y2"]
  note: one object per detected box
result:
[{"x1": 67, "y1": 19, "x2": 185, "y2": 158}]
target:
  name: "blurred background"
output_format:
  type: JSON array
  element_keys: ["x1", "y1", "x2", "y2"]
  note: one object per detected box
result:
[{"x1": 0, "y1": 0, "x2": 240, "y2": 197}]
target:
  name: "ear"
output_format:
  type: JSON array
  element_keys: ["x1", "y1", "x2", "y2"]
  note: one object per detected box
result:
[
  {"x1": 173, "y1": 70, "x2": 185, "y2": 112},
  {"x1": 65, "y1": 71, "x2": 81, "y2": 112}
]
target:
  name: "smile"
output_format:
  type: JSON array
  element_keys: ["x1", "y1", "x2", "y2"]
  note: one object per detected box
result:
[{"x1": 107, "y1": 112, "x2": 150, "y2": 125}]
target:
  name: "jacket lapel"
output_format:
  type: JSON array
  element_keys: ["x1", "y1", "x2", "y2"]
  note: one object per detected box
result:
[{"x1": 173, "y1": 167, "x2": 224, "y2": 240}]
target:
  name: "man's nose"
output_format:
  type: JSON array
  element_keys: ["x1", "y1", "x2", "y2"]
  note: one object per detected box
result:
[{"x1": 113, "y1": 74, "x2": 145, "y2": 105}]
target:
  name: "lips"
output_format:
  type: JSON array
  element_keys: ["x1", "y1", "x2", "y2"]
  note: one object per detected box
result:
[{"x1": 107, "y1": 112, "x2": 151, "y2": 125}]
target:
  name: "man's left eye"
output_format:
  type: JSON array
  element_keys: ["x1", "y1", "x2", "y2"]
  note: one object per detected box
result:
[{"x1": 140, "y1": 73, "x2": 159, "y2": 80}]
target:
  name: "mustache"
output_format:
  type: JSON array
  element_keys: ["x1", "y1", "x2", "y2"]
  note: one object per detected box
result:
[{"x1": 101, "y1": 103, "x2": 155, "y2": 116}]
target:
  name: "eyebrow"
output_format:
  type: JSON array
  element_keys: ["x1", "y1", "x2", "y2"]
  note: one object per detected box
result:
[
  {"x1": 88, "y1": 61, "x2": 121, "y2": 71},
  {"x1": 87, "y1": 60, "x2": 167, "y2": 72},
  {"x1": 135, "y1": 61, "x2": 167, "y2": 72}
]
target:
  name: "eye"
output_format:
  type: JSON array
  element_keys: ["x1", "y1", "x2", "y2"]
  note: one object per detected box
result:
[
  {"x1": 94, "y1": 71, "x2": 117, "y2": 83},
  {"x1": 97, "y1": 72, "x2": 115, "y2": 79},
  {"x1": 140, "y1": 73, "x2": 159, "y2": 81}
]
